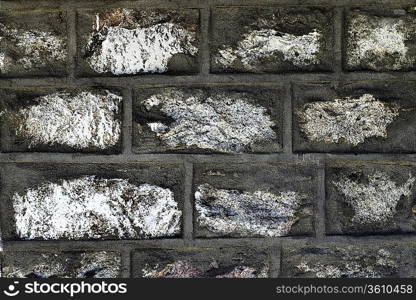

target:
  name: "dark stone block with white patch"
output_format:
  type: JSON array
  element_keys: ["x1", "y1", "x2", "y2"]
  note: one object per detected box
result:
[
  {"x1": 293, "y1": 82, "x2": 416, "y2": 153},
  {"x1": 77, "y1": 8, "x2": 200, "y2": 76},
  {"x1": 132, "y1": 247, "x2": 271, "y2": 278},
  {"x1": 344, "y1": 7, "x2": 416, "y2": 72},
  {"x1": 0, "y1": 87, "x2": 123, "y2": 153},
  {"x1": 281, "y1": 242, "x2": 416, "y2": 278},
  {"x1": 326, "y1": 161, "x2": 416, "y2": 235},
  {"x1": 2, "y1": 251, "x2": 121, "y2": 278},
  {"x1": 193, "y1": 163, "x2": 317, "y2": 238},
  {"x1": 0, "y1": 10, "x2": 68, "y2": 77},
  {"x1": 0, "y1": 163, "x2": 184, "y2": 240},
  {"x1": 132, "y1": 86, "x2": 283, "y2": 153},
  {"x1": 210, "y1": 7, "x2": 333, "y2": 73}
]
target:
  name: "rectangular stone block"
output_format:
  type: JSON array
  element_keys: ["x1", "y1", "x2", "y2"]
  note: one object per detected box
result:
[
  {"x1": 326, "y1": 161, "x2": 416, "y2": 235},
  {"x1": 132, "y1": 247, "x2": 271, "y2": 278},
  {"x1": 0, "y1": 163, "x2": 184, "y2": 240},
  {"x1": 345, "y1": 7, "x2": 416, "y2": 71},
  {"x1": 0, "y1": 87, "x2": 123, "y2": 153},
  {"x1": 281, "y1": 242, "x2": 416, "y2": 278},
  {"x1": 0, "y1": 10, "x2": 68, "y2": 77},
  {"x1": 132, "y1": 86, "x2": 283, "y2": 153},
  {"x1": 77, "y1": 8, "x2": 200, "y2": 76},
  {"x1": 293, "y1": 81, "x2": 416, "y2": 153},
  {"x1": 210, "y1": 7, "x2": 333, "y2": 73},
  {"x1": 2, "y1": 251, "x2": 120, "y2": 278},
  {"x1": 193, "y1": 162, "x2": 317, "y2": 238}
]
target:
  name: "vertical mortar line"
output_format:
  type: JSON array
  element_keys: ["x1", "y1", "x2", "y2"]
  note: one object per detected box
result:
[
  {"x1": 66, "y1": 9, "x2": 77, "y2": 83},
  {"x1": 183, "y1": 161, "x2": 194, "y2": 241},
  {"x1": 199, "y1": 7, "x2": 211, "y2": 75},
  {"x1": 121, "y1": 248, "x2": 132, "y2": 278},
  {"x1": 122, "y1": 88, "x2": 133, "y2": 155},
  {"x1": 277, "y1": 241, "x2": 284, "y2": 278},
  {"x1": 282, "y1": 81, "x2": 293, "y2": 154},
  {"x1": 315, "y1": 156, "x2": 326, "y2": 241},
  {"x1": 270, "y1": 241, "x2": 281, "y2": 278},
  {"x1": 333, "y1": 6, "x2": 344, "y2": 80}
]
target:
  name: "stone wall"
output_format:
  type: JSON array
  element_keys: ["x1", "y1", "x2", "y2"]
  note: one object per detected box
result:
[{"x1": 0, "y1": 0, "x2": 416, "y2": 278}]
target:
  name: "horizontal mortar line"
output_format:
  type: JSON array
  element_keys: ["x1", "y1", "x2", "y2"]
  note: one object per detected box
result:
[
  {"x1": 320, "y1": 234, "x2": 416, "y2": 244},
  {"x1": 3, "y1": 153, "x2": 416, "y2": 163},
  {"x1": 324, "y1": 153, "x2": 416, "y2": 163},
  {"x1": 208, "y1": 0, "x2": 416, "y2": 7},
  {"x1": 3, "y1": 234, "x2": 416, "y2": 251},
  {"x1": 0, "y1": 0, "x2": 212, "y2": 10},
  {"x1": 1, "y1": 238, "x2": 282, "y2": 251},
  {"x1": 1, "y1": 0, "x2": 415, "y2": 9},
  {"x1": 3, "y1": 72, "x2": 416, "y2": 87},
  {"x1": 0, "y1": 153, "x2": 325, "y2": 163}
]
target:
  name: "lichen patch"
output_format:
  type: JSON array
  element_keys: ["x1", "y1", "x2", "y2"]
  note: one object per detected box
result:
[
  {"x1": 142, "y1": 261, "x2": 200, "y2": 278},
  {"x1": 333, "y1": 172, "x2": 415, "y2": 225},
  {"x1": 141, "y1": 88, "x2": 277, "y2": 152},
  {"x1": 3, "y1": 251, "x2": 120, "y2": 278},
  {"x1": 77, "y1": 252, "x2": 121, "y2": 278},
  {"x1": 347, "y1": 13, "x2": 416, "y2": 70},
  {"x1": 0, "y1": 23, "x2": 67, "y2": 72},
  {"x1": 296, "y1": 248, "x2": 397, "y2": 278},
  {"x1": 297, "y1": 94, "x2": 399, "y2": 145},
  {"x1": 142, "y1": 260, "x2": 268, "y2": 278},
  {"x1": 85, "y1": 9, "x2": 198, "y2": 75},
  {"x1": 4, "y1": 91, "x2": 122, "y2": 150},
  {"x1": 214, "y1": 29, "x2": 322, "y2": 71},
  {"x1": 195, "y1": 183, "x2": 306, "y2": 237},
  {"x1": 13, "y1": 176, "x2": 182, "y2": 239}
]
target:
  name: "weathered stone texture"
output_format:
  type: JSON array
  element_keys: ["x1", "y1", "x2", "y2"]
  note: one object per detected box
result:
[
  {"x1": 326, "y1": 161, "x2": 416, "y2": 235},
  {"x1": 345, "y1": 7, "x2": 416, "y2": 71},
  {"x1": 210, "y1": 7, "x2": 333, "y2": 73},
  {"x1": 0, "y1": 10, "x2": 68, "y2": 77},
  {"x1": 3, "y1": 2, "x2": 416, "y2": 280},
  {"x1": 132, "y1": 247, "x2": 271, "y2": 278},
  {"x1": 0, "y1": 163, "x2": 184, "y2": 240},
  {"x1": 133, "y1": 86, "x2": 283, "y2": 153},
  {"x1": 193, "y1": 163, "x2": 317, "y2": 237},
  {"x1": 77, "y1": 8, "x2": 199, "y2": 76},
  {"x1": 2, "y1": 251, "x2": 121, "y2": 278},
  {"x1": 0, "y1": 88, "x2": 123, "y2": 153},
  {"x1": 281, "y1": 243, "x2": 416, "y2": 278},
  {"x1": 293, "y1": 82, "x2": 416, "y2": 153}
]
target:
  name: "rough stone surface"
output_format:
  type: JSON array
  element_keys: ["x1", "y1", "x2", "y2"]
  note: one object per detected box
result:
[
  {"x1": 345, "y1": 8, "x2": 416, "y2": 71},
  {"x1": 13, "y1": 176, "x2": 181, "y2": 240},
  {"x1": 3, "y1": 1, "x2": 416, "y2": 280},
  {"x1": 0, "y1": 88, "x2": 122, "y2": 153},
  {"x1": 0, "y1": 163, "x2": 184, "y2": 240},
  {"x1": 0, "y1": 11, "x2": 67, "y2": 77},
  {"x1": 77, "y1": 8, "x2": 199, "y2": 76},
  {"x1": 293, "y1": 82, "x2": 416, "y2": 153},
  {"x1": 210, "y1": 7, "x2": 333, "y2": 73},
  {"x1": 132, "y1": 247, "x2": 270, "y2": 278},
  {"x1": 297, "y1": 94, "x2": 399, "y2": 146},
  {"x1": 326, "y1": 161, "x2": 416, "y2": 235},
  {"x1": 193, "y1": 163, "x2": 317, "y2": 237},
  {"x1": 195, "y1": 184, "x2": 306, "y2": 237},
  {"x1": 132, "y1": 86, "x2": 282, "y2": 153},
  {"x1": 281, "y1": 243, "x2": 416, "y2": 278},
  {"x1": 2, "y1": 251, "x2": 121, "y2": 278}
]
